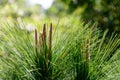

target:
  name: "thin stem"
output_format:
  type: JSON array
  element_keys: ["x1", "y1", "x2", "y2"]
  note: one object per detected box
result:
[{"x1": 86, "y1": 38, "x2": 90, "y2": 62}]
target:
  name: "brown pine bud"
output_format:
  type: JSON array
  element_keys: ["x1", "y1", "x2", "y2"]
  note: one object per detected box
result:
[
  {"x1": 43, "y1": 24, "x2": 46, "y2": 44},
  {"x1": 35, "y1": 29, "x2": 38, "y2": 47}
]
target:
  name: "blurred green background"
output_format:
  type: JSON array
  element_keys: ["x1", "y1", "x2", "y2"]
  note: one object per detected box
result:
[{"x1": 0, "y1": 0, "x2": 120, "y2": 34}]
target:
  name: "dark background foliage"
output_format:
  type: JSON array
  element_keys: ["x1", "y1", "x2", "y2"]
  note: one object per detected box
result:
[{"x1": 48, "y1": 0, "x2": 120, "y2": 34}]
